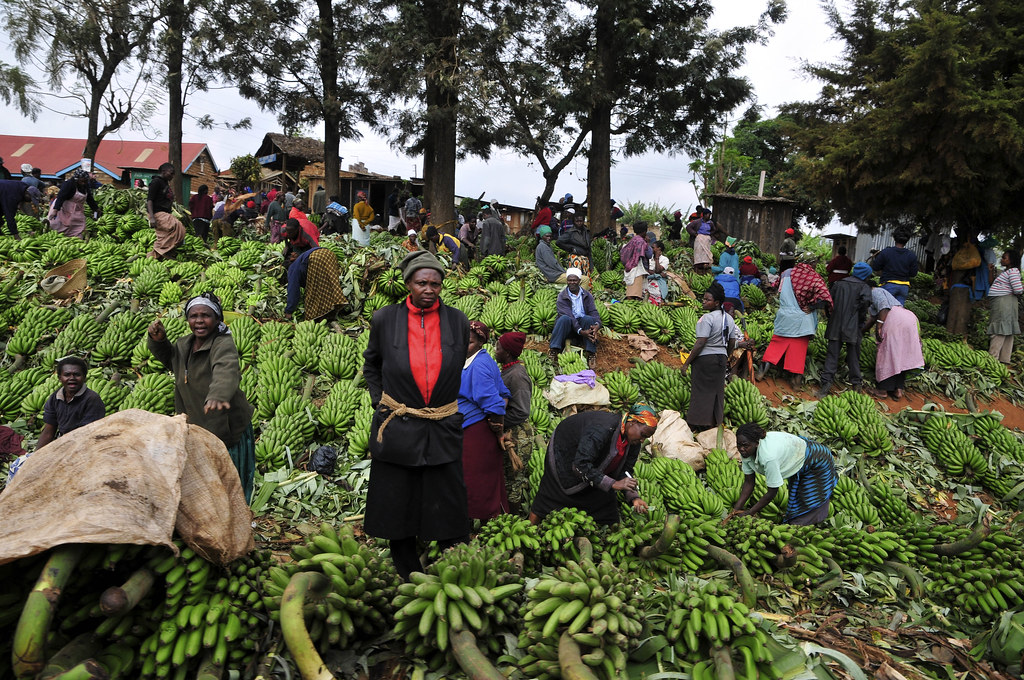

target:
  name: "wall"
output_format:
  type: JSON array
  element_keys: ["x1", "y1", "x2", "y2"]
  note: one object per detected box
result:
[{"x1": 707, "y1": 194, "x2": 795, "y2": 258}]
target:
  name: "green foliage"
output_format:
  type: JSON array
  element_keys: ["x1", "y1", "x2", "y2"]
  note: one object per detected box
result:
[
  {"x1": 784, "y1": 0, "x2": 1024, "y2": 237},
  {"x1": 619, "y1": 200, "x2": 677, "y2": 230},
  {"x1": 229, "y1": 154, "x2": 262, "y2": 187}
]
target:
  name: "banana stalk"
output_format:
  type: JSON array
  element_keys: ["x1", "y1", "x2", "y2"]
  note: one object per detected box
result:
[
  {"x1": 557, "y1": 632, "x2": 600, "y2": 680},
  {"x1": 41, "y1": 660, "x2": 107, "y2": 680},
  {"x1": 812, "y1": 558, "x2": 844, "y2": 598},
  {"x1": 38, "y1": 634, "x2": 101, "y2": 680},
  {"x1": 639, "y1": 514, "x2": 681, "y2": 560},
  {"x1": 711, "y1": 646, "x2": 736, "y2": 680},
  {"x1": 881, "y1": 561, "x2": 925, "y2": 599},
  {"x1": 13, "y1": 544, "x2": 85, "y2": 679},
  {"x1": 450, "y1": 630, "x2": 506, "y2": 680},
  {"x1": 573, "y1": 536, "x2": 594, "y2": 563},
  {"x1": 933, "y1": 519, "x2": 990, "y2": 557},
  {"x1": 706, "y1": 545, "x2": 757, "y2": 608},
  {"x1": 280, "y1": 572, "x2": 334, "y2": 680},
  {"x1": 195, "y1": 650, "x2": 223, "y2": 680},
  {"x1": 99, "y1": 566, "x2": 155, "y2": 616}
]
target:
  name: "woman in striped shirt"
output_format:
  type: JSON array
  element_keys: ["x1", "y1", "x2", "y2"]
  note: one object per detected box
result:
[{"x1": 987, "y1": 250, "x2": 1022, "y2": 364}]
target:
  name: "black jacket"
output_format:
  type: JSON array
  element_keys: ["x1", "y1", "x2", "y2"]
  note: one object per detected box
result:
[
  {"x1": 548, "y1": 411, "x2": 640, "y2": 501},
  {"x1": 363, "y1": 301, "x2": 469, "y2": 466},
  {"x1": 825, "y1": 276, "x2": 872, "y2": 342}
]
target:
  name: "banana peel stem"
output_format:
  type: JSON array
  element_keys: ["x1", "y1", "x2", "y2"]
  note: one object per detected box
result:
[
  {"x1": 280, "y1": 572, "x2": 334, "y2": 680},
  {"x1": 639, "y1": 514, "x2": 681, "y2": 560},
  {"x1": 557, "y1": 632, "x2": 601, "y2": 680},
  {"x1": 99, "y1": 567, "x2": 155, "y2": 616},
  {"x1": 706, "y1": 545, "x2": 757, "y2": 608},
  {"x1": 450, "y1": 630, "x2": 506, "y2": 680}
]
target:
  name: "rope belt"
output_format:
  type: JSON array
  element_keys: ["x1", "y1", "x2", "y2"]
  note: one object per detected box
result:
[{"x1": 376, "y1": 392, "x2": 459, "y2": 443}]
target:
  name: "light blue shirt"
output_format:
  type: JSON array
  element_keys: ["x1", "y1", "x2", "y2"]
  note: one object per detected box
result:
[
  {"x1": 741, "y1": 432, "x2": 807, "y2": 488},
  {"x1": 772, "y1": 273, "x2": 818, "y2": 338}
]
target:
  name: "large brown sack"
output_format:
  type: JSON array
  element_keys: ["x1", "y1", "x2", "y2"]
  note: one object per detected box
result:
[{"x1": 0, "y1": 409, "x2": 253, "y2": 566}]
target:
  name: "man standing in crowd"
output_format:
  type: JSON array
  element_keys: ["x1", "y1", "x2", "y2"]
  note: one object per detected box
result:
[
  {"x1": 479, "y1": 208, "x2": 506, "y2": 256},
  {"x1": 312, "y1": 185, "x2": 327, "y2": 219},
  {"x1": 386, "y1": 187, "x2": 403, "y2": 233},
  {"x1": 188, "y1": 184, "x2": 214, "y2": 243},
  {"x1": 871, "y1": 230, "x2": 918, "y2": 304},
  {"x1": 816, "y1": 261, "x2": 873, "y2": 398}
]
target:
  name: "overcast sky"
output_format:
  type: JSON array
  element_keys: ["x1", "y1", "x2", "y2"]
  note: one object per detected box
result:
[{"x1": 0, "y1": 0, "x2": 842, "y2": 212}]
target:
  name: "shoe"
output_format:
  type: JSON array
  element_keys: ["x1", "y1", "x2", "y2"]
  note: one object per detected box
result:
[
  {"x1": 814, "y1": 383, "x2": 831, "y2": 399},
  {"x1": 789, "y1": 374, "x2": 803, "y2": 389},
  {"x1": 584, "y1": 351, "x2": 596, "y2": 371},
  {"x1": 893, "y1": 388, "x2": 904, "y2": 400},
  {"x1": 548, "y1": 349, "x2": 561, "y2": 366},
  {"x1": 755, "y1": 362, "x2": 771, "y2": 382}
]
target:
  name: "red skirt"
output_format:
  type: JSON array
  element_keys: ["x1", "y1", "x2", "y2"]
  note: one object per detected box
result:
[
  {"x1": 762, "y1": 335, "x2": 810, "y2": 375},
  {"x1": 461, "y1": 420, "x2": 508, "y2": 520}
]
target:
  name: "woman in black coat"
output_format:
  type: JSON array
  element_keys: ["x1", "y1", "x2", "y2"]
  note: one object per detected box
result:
[
  {"x1": 529, "y1": 404, "x2": 658, "y2": 525},
  {"x1": 363, "y1": 250, "x2": 471, "y2": 578}
]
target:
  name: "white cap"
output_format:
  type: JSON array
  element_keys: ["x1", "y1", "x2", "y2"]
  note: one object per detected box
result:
[
  {"x1": 566, "y1": 267, "x2": 583, "y2": 279},
  {"x1": 723, "y1": 267, "x2": 735, "y2": 275},
  {"x1": 408, "y1": 229, "x2": 418, "y2": 237},
  {"x1": 20, "y1": 164, "x2": 32, "y2": 174}
]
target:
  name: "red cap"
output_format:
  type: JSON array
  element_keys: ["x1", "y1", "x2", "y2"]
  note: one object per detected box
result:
[
  {"x1": 743, "y1": 256, "x2": 753, "y2": 263},
  {"x1": 246, "y1": 200, "x2": 255, "y2": 208},
  {"x1": 785, "y1": 228, "x2": 795, "y2": 235}
]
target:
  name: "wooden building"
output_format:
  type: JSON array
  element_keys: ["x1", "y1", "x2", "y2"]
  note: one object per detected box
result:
[
  {"x1": 302, "y1": 161, "x2": 422, "y2": 224},
  {"x1": 253, "y1": 133, "x2": 326, "y2": 193},
  {"x1": 707, "y1": 193, "x2": 795, "y2": 258}
]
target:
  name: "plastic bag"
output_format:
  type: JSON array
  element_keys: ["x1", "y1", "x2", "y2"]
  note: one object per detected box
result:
[{"x1": 309, "y1": 445, "x2": 338, "y2": 476}]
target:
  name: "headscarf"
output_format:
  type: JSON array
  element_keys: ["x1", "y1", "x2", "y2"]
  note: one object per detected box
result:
[
  {"x1": 185, "y1": 293, "x2": 230, "y2": 335},
  {"x1": 743, "y1": 256, "x2": 753, "y2": 264},
  {"x1": 852, "y1": 261, "x2": 873, "y2": 280},
  {"x1": 725, "y1": 236, "x2": 737, "y2": 247},
  {"x1": 73, "y1": 169, "x2": 90, "y2": 181},
  {"x1": 624, "y1": 403, "x2": 659, "y2": 429},
  {"x1": 357, "y1": 191, "x2": 366, "y2": 200},
  {"x1": 790, "y1": 263, "x2": 833, "y2": 313},
  {"x1": 566, "y1": 267, "x2": 583, "y2": 279},
  {"x1": 785, "y1": 228, "x2": 795, "y2": 236},
  {"x1": 469, "y1": 320, "x2": 490, "y2": 343},
  {"x1": 537, "y1": 225, "x2": 552, "y2": 236},
  {"x1": 498, "y1": 332, "x2": 526, "y2": 359},
  {"x1": 407, "y1": 229, "x2": 418, "y2": 237}
]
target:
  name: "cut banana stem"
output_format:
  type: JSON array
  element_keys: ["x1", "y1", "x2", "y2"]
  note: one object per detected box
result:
[
  {"x1": 42, "y1": 659, "x2": 107, "y2": 680},
  {"x1": 38, "y1": 633, "x2": 101, "y2": 680},
  {"x1": 639, "y1": 514, "x2": 681, "y2": 560},
  {"x1": 881, "y1": 561, "x2": 924, "y2": 599},
  {"x1": 934, "y1": 519, "x2": 990, "y2": 556},
  {"x1": 712, "y1": 645, "x2": 736, "y2": 680},
  {"x1": 557, "y1": 632, "x2": 600, "y2": 680},
  {"x1": 99, "y1": 567, "x2": 155, "y2": 616},
  {"x1": 572, "y1": 537, "x2": 593, "y2": 563},
  {"x1": 812, "y1": 558, "x2": 844, "y2": 597},
  {"x1": 13, "y1": 544, "x2": 85, "y2": 679},
  {"x1": 706, "y1": 545, "x2": 757, "y2": 608},
  {"x1": 195, "y1": 650, "x2": 223, "y2": 680},
  {"x1": 450, "y1": 630, "x2": 506, "y2": 680},
  {"x1": 280, "y1": 572, "x2": 335, "y2": 680}
]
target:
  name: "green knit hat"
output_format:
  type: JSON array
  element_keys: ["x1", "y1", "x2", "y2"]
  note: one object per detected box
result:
[{"x1": 399, "y1": 249, "x2": 445, "y2": 282}]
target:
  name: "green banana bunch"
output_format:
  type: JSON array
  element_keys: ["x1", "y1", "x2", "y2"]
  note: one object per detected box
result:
[
  {"x1": 504, "y1": 280, "x2": 531, "y2": 304},
  {"x1": 92, "y1": 312, "x2": 152, "y2": 365},
  {"x1": 227, "y1": 315, "x2": 259, "y2": 367},
  {"x1": 451, "y1": 294, "x2": 483, "y2": 321},
  {"x1": 630, "y1": 359, "x2": 688, "y2": 412},
  {"x1": 291, "y1": 320, "x2": 329, "y2": 371},
  {"x1": 813, "y1": 395, "x2": 859, "y2": 445},
  {"x1": 526, "y1": 440, "x2": 547, "y2": 507},
  {"x1": 346, "y1": 402, "x2": 375, "y2": 459},
  {"x1": 505, "y1": 300, "x2": 533, "y2": 333},
  {"x1": 169, "y1": 260, "x2": 204, "y2": 282},
  {"x1": 317, "y1": 333, "x2": 360, "y2": 380},
  {"x1": 608, "y1": 301, "x2": 641, "y2": 334},
  {"x1": 686, "y1": 272, "x2": 713, "y2": 295},
  {"x1": 531, "y1": 289, "x2": 558, "y2": 334},
  {"x1": 859, "y1": 336, "x2": 877, "y2": 372},
  {"x1": 830, "y1": 475, "x2": 881, "y2": 527},
  {"x1": 120, "y1": 373, "x2": 175, "y2": 415},
  {"x1": 229, "y1": 242, "x2": 266, "y2": 270},
  {"x1": 704, "y1": 448, "x2": 744, "y2": 509},
  {"x1": 921, "y1": 415, "x2": 989, "y2": 480},
  {"x1": 6, "y1": 306, "x2": 73, "y2": 357},
  {"x1": 638, "y1": 304, "x2": 675, "y2": 344},
  {"x1": 722, "y1": 515, "x2": 795, "y2": 576},
  {"x1": 869, "y1": 476, "x2": 917, "y2": 526},
  {"x1": 158, "y1": 281, "x2": 183, "y2": 307},
  {"x1": 115, "y1": 213, "x2": 148, "y2": 240},
  {"x1": 255, "y1": 409, "x2": 317, "y2": 471},
  {"x1": 975, "y1": 415, "x2": 1024, "y2": 464},
  {"x1": 391, "y1": 543, "x2": 523, "y2": 667},
  {"x1": 521, "y1": 349, "x2": 551, "y2": 386},
  {"x1": 318, "y1": 381, "x2": 364, "y2": 437},
  {"x1": 43, "y1": 313, "x2": 105, "y2": 366},
  {"x1": 479, "y1": 296, "x2": 508, "y2": 333},
  {"x1": 529, "y1": 386, "x2": 554, "y2": 436},
  {"x1": 88, "y1": 369, "x2": 129, "y2": 414},
  {"x1": 723, "y1": 378, "x2": 770, "y2": 428},
  {"x1": 43, "y1": 241, "x2": 85, "y2": 267},
  {"x1": 481, "y1": 254, "x2": 511, "y2": 279},
  {"x1": 204, "y1": 262, "x2": 246, "y2": 289},
  {"x1": 362, "y1": 292, "x2": 392, "y2": 321},
  {"x1": 375, "y1": 267, "x2": 407, "y2": 299},
  {"x1": 800, "y1": 524, "x2": 907, "y2": 572},
  {"x1": 132, "y1": 262, "x2": 170, "y2": 299},
  {"x1": 539, "y1": 508, "x2": 598, "y2": 565},
  {"x1": 740, "y1": 284, "x2": 767, "y2": 309},
  {"x1": 20, "y1": 374, "x2": 60, "y2": 420},
  {"x1": 557, "y1": 350, "x2": 588, "y2": 375},
  {"x1": 467, "y1": 264, "x2": 491, "y2": 283},
  {"x1": 598, "y1": 270, "x2": 622, "y2": 289},
  {"x1": 254, "y1": 354, "x2": 303, "y2": 420},
  {"x1": 264, "y1": 523, "x2": 398, "y2": 652},
  {"x1": 599, "y1": 370, "x2": 639, "y2": 412},
  {"x1": 518, "y1": 558, "x2": 642, "y2": 680},
  {"x1": 260, "y1": 319, "x2": 295, "y2": 344},
  {"x1": 477, "y1": 514, "x2": 542, "y2": 558},
  {"x1": 216, "y1": 236, "x2": 242, "y2": 256},
  {"x1": 83, "y1": 242, "x2": 129, "y2": 283},
  {"x1": 456, "y1": 274, "x2": 482, "y2": 292}
]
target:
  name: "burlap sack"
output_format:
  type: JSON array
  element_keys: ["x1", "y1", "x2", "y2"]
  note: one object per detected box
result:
[
  {"x1": 695, "y1": 427, "x2": 741, "y2": 461},
  {"x1": 0, "y1": 410, "x2": 253, "y2": 566},
  {"x1": 544, "y1": 379, "x2": 611, "y2": 409},
  {"x1": 649, "y1": 410, "x2": 706, "y2": 470}
]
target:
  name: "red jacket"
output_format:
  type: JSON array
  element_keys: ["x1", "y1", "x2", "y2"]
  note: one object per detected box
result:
[{"x1": 289, "y1": 206, "x2": 320, "y2": 245}]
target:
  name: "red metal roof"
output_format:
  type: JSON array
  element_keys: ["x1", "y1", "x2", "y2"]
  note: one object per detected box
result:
[{"x1": 0, "y1": 135, "x2": 216, "y2": 179}]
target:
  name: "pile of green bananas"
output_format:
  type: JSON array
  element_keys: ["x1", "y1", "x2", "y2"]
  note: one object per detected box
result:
[
  {"x1": 318, "y1": 381, "x2": 364, "y2": 438},
  {"x1": 919, "y1": 527, "x2": 1024, "y2": 618},
  {"x1": 255, "y1": 406, "x2": 317, "y2": 471},
  {"x1": 830, "y1": 475, "x2": 882, "y2": 527},
  {"x1": 5, "y1": 306, "x2": 73, "y2": 357},
  {"x1": 391, "y1": 543, "x2": 523, "y2": 670},
  {"x1": 480, "y1": 296, "x2": 508, "y2": 333},
  {"x1": 291, "y1": 319, "x2": 329, "y2": 371},
  {"x1": 346, "y1": 398, "x2": 375, "y2": 459},
  {"x1": 661, "y1": 579, "x2": 777, "y2": 679},
  {"x1": 723, "y1": 378, "x2": 770, "y2": 428},
  {"x1": 504, "y1": 299, "x2": 533, "y2": 333},
  {"x1": 814, "y1": 391, "x2": 891, "y2": 454},
  {"x1": 43, "y1": 240, "x2": 84, "y2": 266},
  {"x1": 630, "y1": 359, "x2": 688, "y2": 413},
  {"x1": 869, "y1": 475, "x2": 917, "y2": 526},
  {"x1": 0, "y1": 539, "x2": 267, "y2": 680},
  {"x1": 600, "y1": 370, "x2": 639, "y2": 411},
  {"x1": 0, "y1": 367, "x2": 49, "y2": 420},
  {"x1": 923, "y1": 338, "x2": 1010, "y2": 383},
  {"x1": 450, "y1": 293, "x2": 483, "y2": 321},
  {"x1": 687, "y1": 272, "x2": 713, "y2": 295},
  {"x1": 20, "y1": 374, "x2": 60, "y2": 420},
  {"x1": 974, "y1": 414, "x2": 1024, "y2": 464},
  {"x1": 115, "y1": 213, "x2": 148, "y2": 240},
  {"x1": 158, "y1": 281, "x2": 184, "y2": 307},
  {"x1": 794, "y1": 524, "x2": 907, "y2": 573},
  {"x1": 265, "y1": 523, "x2": 398, "y2": 648},
  {"x1": 84, "y1": 242, "x2": 129, "y2": 283},
  {"x1": 518, "y1": 558, "x2": 643, "y2": 680},
  {"x1": 132, "y1": 262, "x2": 170, "y2": 299},
  {"x1": 638, "y1": 303, "x2": 675, "y2": 344},
  {"x1": 317, "y1": 333, "x2": 360, "y2": 380},
  {"x1": 740, "y1": 283, "x2": 767, "y2": 309},
  {"x1": 120, "y1": 372, "x2": 175, "y2": 415},
  {"x1": 88, "y1": 369, "x2": 129, "y2": 414},
  {"x1": 539, "y1": 507, "x2": 599, "y2": 564},
  {"x1": 92, "y1": 311, "x2": 152, "y2": 365},
  {"x1": 921, "y1": 415, "x2": 990, "y2": 481}
]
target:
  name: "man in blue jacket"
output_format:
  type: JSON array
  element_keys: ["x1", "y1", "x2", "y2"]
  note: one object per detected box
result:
[{"x1": 550, "y1": 268, "x2": 601, "y2": 369}]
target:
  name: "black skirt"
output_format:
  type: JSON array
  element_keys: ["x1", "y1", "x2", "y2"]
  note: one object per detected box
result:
[
  {"x1": 686, "y1": 353, "x2": 726, "y2": 429},
  {"x1": 363, "y1": 458, "x2": 471, "y2": 541},
  {"x1": 530, "y1": 466, "x2": 620, "y2": 525}
]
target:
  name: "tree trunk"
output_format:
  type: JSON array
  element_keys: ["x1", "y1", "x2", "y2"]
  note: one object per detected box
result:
[
  {"x1": 317, "y1": 0, "x2": 340, "y2": 200},
  {"x1": 167, "y1": 0, "x2": 185, "y2": 199},
  {"x1": 82, "y1": 87, "x2": 105, "y2": 164},
  {"x1": 421, "y1": 0, "x2": 460, "y2": 232},
  {"x1": 586, "y1": 0, "x2": 615, "y2": 237}
]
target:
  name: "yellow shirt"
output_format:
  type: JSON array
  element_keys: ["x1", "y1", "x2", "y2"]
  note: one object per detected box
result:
[{"x1": 353, "y1": 201, "x2": 375, "y2": 229}]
